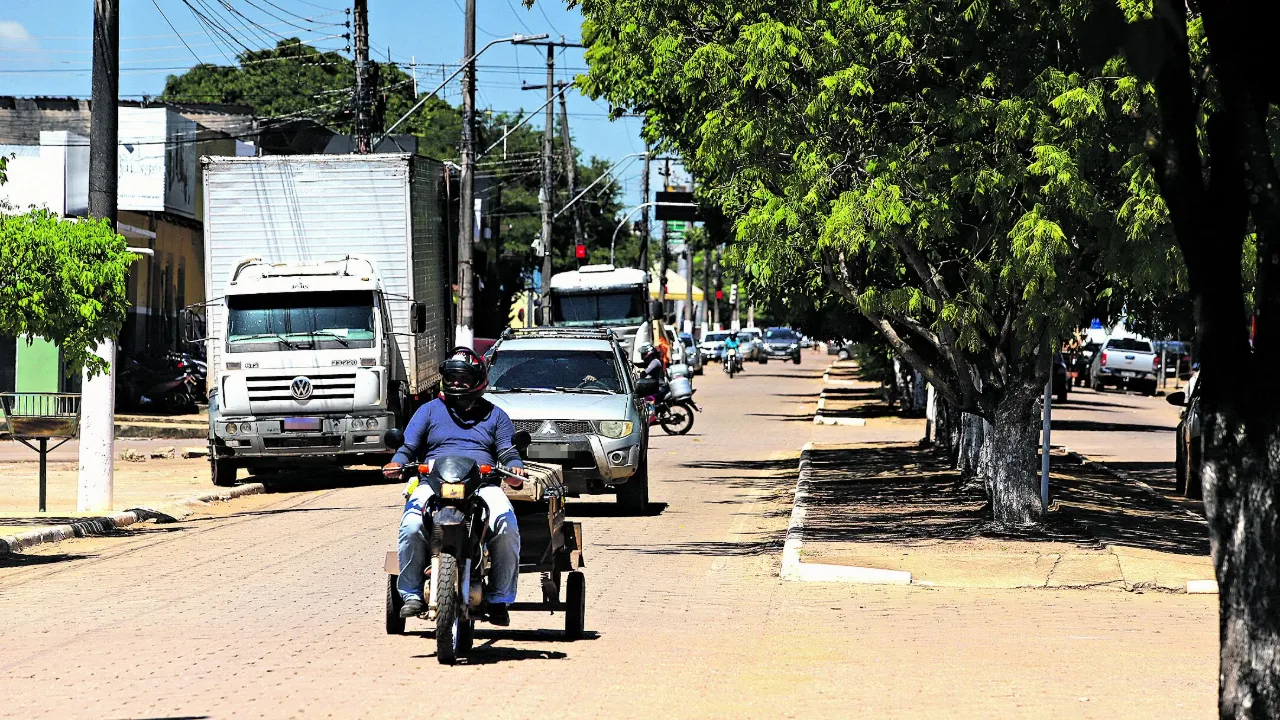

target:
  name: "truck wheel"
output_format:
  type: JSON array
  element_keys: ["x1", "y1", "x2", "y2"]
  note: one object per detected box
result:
[
  {"x1": 211, "y1": 456, "x2": 238, "y2": 487},
  {"x1": 435, "y1": 554, "x2": 460, "y2": 665},
  {"x1": 564, "y1": 571, "x2": 586, "y2": 640},
  {"x1": 386, "y1": 574, "x2": 405, "y2": 635},
  {"x1": 617, "y1": 458, "x2": 650, "y2": 514},
  {"x1": 759, "y1": 355, "x2": 769, "y2": 364},
  {"x1": 1146, "y1": 380, "x2": 1159, "y2": 396}
]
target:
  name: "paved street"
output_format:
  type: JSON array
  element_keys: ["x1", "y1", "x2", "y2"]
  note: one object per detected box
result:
[{"x1": 0, "y1": 353, "x2": 1217, "y2": 718}]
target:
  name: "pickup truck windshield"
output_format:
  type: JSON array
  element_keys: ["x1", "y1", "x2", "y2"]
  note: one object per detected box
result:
[
  {"x1": 1107, "y1": 338, "x2": 1153, "y2": 352},
  {"x1": 227, "y1": 290, "x2": 376, "y2": 352},
  {"x1": 551, "y1": 290, "x2": 647, "y2": 327},
  {"x1": 489, "y1": 350, "x2": 623, "y2": 393}
]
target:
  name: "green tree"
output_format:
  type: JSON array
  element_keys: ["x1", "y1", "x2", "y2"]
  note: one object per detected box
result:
[
  {"x1": 576, "y1": 0, "x2": 1178, "y2": 524},
  {"x1": 0, "y1": 209, "x2": 136, "y2": 376}
]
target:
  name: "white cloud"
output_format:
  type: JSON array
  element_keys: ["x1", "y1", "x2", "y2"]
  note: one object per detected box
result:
[{"x1": 0, "y1": 20, "x2": 37, "y2": 50}]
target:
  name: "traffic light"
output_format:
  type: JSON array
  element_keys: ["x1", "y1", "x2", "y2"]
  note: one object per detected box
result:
[
  {"x1": 729, "y1": 283, "x2": 738, "y2": 305},
  {"x1": 575, "y1": 244, "x2": 587, "y2": 260},
  {"x1": 715, "y1": 289, "x2": 723, "y2": 300}
]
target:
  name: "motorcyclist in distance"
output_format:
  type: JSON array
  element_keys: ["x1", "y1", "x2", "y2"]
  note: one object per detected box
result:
[
  {"x1": 382, "y1": 347, "x2": 527, "y2": 625},
  {"x1": 723, "y1": 333, "x2": 742, "y2": 371}
]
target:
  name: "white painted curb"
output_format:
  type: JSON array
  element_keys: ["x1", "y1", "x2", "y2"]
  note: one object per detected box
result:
[
  {"x1": 1187, "y1": 579, "x2": 1219, "y2": 594},
  {"x1": 0, "y1": 482, "x2": 266, "y2": 556},
  {"x1": 781, "y1": 443, "x2": 913, "y2": 585},
  {"x1": 813, "y1": 415, "x2": 866, "y2": 426}
]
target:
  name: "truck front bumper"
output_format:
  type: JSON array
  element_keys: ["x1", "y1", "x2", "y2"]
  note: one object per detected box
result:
[{"x1": 211, "y1": 411, "x2": 396, "y2": 461}]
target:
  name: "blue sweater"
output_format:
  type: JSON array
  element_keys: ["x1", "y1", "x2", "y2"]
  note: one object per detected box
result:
[{"x1": 391, "y1": 398, "x2": 524, "y2": 469}]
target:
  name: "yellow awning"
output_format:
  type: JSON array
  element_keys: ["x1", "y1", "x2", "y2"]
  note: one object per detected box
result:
[{"x1": 649, "y1": 268, "x2": 704, "y2": 302}]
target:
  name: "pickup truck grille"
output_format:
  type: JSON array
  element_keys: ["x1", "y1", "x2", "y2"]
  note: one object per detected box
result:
[
  {"x1": 512, "y1": 419, "x2": 593, "y2": 436},
  {"x1": 246, "y1": 373, "x2": 357, "y2": 402}
]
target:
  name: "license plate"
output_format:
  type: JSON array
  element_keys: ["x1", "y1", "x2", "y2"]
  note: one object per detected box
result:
[
  {"x1": 528, "y1": 443, "x2": 570, "y2": 459},
  {"x1": 1121, "y1": 371, "x2": 1135, "y2": 378},
  {"x1": 283, "y1": 417, "x2": 323, "y2": 431},
  {"x1": 440, "y1": 482, "x2": 465, "y2": 500}
]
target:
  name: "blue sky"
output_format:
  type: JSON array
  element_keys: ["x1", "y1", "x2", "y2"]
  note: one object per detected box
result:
[{"x1": 0, "y1": 0, "x2": 690, "y2": 208}]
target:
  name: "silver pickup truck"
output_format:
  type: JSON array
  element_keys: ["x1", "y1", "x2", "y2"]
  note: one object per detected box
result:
[{"x1": 1088, "y1": 336, "x2": 1160, "y2": 395}]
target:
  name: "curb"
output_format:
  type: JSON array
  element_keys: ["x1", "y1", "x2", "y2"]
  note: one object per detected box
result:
[
  {"x1": 780, "y1": 442, "x2": 913, "y2": 585},
  {"x1": 813, "y1": 415, "x2": 866, "y2": 426},
  {"x1": 0, "y1": 482, "x2": 265, "y2": 557}
]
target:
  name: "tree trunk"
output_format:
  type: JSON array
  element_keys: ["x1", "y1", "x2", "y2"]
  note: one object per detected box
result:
[
  {"x1": 1200, "y1": 406, "x2": 1280, "y2": 718},
  {"x1": 984, "y1": 376, "x2": 1045, "y2": 526},
  {"x1": 958, "y1": 412, "x2": 985, "y2": 478}
]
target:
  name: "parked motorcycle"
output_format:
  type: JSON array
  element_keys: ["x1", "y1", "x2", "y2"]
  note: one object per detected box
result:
[
  {"x1": 116, "y1": 354, "x2": 201, "y2": 414},
  {"x1": 167, "y1": 351, "x2": 208, "y2": 402}
]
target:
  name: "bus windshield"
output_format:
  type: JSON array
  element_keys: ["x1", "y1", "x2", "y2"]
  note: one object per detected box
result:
[{"x1": 551, "y1": 289, "x2": 647, "y2": 327}]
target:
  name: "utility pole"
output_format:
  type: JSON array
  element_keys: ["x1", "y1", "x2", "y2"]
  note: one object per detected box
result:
[
  {"x1": 701, "y1": 243, "x2": 711, "y2": 337},
  {"x1": 683, "y1": 175, "x2": 694, "y2": 335},
  {"x1": 558, "y1": 90, "x2": 583, "y2": 259},
  {"x1": 712, "y1": 247, "x2": 721, "y2": 330},
  {"x1": 518, "y1": 39, "x2": 583, "y2": 321},
  {"x1": 455, "y1": 0, "x2": 477, "y2": 346},
  {"x1": 80, "y1": 0, "x2": 119, "y2": 513},
  {"x1": 659, "y1": 158, "x2": 671, "y2": 315},
  {"x1": 639, "y1": 144, "x2": 651, "y2": 273},
  {"x1": 352, "y1": 0, "x2": 373, "y2": 153}
]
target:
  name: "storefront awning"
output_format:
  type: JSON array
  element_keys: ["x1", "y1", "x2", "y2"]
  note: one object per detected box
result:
[{"x1": 649, "y1": 268, "x2": 704, "y2": 302}]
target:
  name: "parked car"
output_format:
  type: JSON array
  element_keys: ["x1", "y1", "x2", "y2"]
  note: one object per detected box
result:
[
  {"x1": 799, "y1": 334, "x2": 813, "y2": 349},
  {"x1": 738, "y1": 327, "x2": 765, "y2": 363},
  {"x1": 1052, "y1": 353, "x2": 1069, "y2": 403},
  {"x1": 679, "y1": 333, "x2": 704, "y2": 375},
  {"x1": 1071, "y1": 341, "x2": 1101, "y2": 387},
  {"x1": 1166, "y1": 370, "x2": 1202, "y2": 499},
  {"x1": 484, "y1": 327, "x2": 651, "y2": 512},
  {"x1": 1153, "y1": 340, "x2": 1193, "y2": 378},
  {"x1": 761, "y1": 327, "x2": 802, "y2": 364},
  {"x1": 1089, "y1": 335, "x2": 1160, "y2": 395},
  {"x1": 699, "y1": 331, "x2": 732, "y2": 361},
  {"x1": 827, "y1": 339, "x2": 853, "y2": 359}
]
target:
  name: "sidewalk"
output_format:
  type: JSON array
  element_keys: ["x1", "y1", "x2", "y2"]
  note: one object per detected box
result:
[{"x1": 789, "y1": 362, "x2": 1215, "y2": 592}]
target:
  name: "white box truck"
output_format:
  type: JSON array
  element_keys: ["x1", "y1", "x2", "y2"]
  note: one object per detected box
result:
[{"x1": 200, "y1": 154, "x2": 450, "y2": 485}]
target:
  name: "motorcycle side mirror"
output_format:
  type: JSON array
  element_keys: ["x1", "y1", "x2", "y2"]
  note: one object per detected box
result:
[
  {"x1": 384, "y1": 427, "x2": 405, "y2": 449},
  {"x1": 635, "y1": 377, "x2": 660, "y2": 397},
  {"x1": 513, "y1": 430, "x2": 532, "y2": 459},
  {"x1": 1166, "y1": 391, "x2": 1186, "y2": 407}
]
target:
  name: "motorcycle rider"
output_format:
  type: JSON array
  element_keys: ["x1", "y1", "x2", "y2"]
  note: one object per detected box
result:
[
  {"x1": 382, "y1": 347, "x2": 527, "y2": 625},
  {"x1": 723, "y1": 333, "x2": 742, "y2": 371}
]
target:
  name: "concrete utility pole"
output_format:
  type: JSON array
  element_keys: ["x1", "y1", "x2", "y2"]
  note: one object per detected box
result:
[
  {"x1": 455, "y1": 0, "x2": 477, "y2": 347},
  {"x1": 658, "y1": 158, "x2": 671, "y2": 313},
  {"x1": 558, "y1": 90, "x2": 583, "y2": 259},
  {"x1": 712, "y1": 247, "x2": 721, "y2": 330},
  {"x1": 701, "y1": 244, "x2": 711, "y2": 337},
  {"x1": 352, "y1": 0, "x2": 373, "y2": 154},
  {"x1": 682, "y1": 175, "x2": 695, "y2": 335},
  {"x1": 639, "y1": 144, "x2": 650, "y2": 272},
  {"x1": 80, "y1": 0, "x2": 119, "y2": 514},
  {"x1": 539, "y1": 45, "x2": 555, "y2": 314}
]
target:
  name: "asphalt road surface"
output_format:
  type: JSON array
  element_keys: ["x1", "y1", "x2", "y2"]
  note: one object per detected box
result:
[{"x1": 0, "y1": 354, "x2": 1215, "y2": 718}]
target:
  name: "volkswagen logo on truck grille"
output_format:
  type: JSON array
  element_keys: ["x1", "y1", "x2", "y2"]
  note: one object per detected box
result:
[{"x1": 290, "y1": 376, "x2": 314, "y2": 400}]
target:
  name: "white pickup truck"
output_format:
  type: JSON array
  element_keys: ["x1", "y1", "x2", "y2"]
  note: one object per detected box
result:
[{"x1": 1088, "y1": 335, "x2": 1160, "y2": 395}]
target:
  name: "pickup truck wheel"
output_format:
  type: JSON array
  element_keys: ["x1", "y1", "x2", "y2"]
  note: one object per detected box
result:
[
  {"x1": 386, "y1": 574, "x2": 405, "y2": 635},
  {"x1": 616, "y1": 458, "x2": 649, "y2": 514},
  {"x1": 211, "y1": 456, "x2": 238, "y2": 487},
  {"x1": 1186, "y1": 444, "x2": 1204, "y2": 500},
  {"x1": 1055, "y1": 387, "x2": 1068, "y2": 404},
  {"x1": 837, "y1": 349, "x2": 851, "y2": 360},
  {"x1": 564, "y1": 571, "x2": 586, "y2": 640},
  {"x1": 1174, "y1": 441, "x2": 1188, "y2": 495},
  {"x1": 793, "y1": 355, "x2": 801, "y2": 365}
]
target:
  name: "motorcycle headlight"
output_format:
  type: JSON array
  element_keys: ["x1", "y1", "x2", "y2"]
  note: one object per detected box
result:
[
  {"x1": 440, "y1": 482, "x2": 465, "y2": 500},
  {"x1": 597, "y1": 420, "x2": 634, "y2": 439}
]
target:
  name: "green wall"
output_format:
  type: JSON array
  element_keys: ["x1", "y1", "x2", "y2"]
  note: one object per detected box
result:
[{"x1": 15, "y1": 338, "x2": 61, "y2": 392}]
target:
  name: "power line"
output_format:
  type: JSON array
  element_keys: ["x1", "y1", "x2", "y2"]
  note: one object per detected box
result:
[{"x1": 151, "y1": 0, "x2": 205, "y2": 67}]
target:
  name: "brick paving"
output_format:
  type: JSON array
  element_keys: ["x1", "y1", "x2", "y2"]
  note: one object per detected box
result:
[{"x1": 0, "y1": 350, "x2": 1217, "y2": 718}]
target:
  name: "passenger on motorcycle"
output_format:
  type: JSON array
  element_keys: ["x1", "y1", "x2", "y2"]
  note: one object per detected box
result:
[
  {"x1": 638, "y1": 342, "x2": 669, "y2": 402},
  {"x1": 382, "y1": 347, "x2": 527, "y2": 625}
]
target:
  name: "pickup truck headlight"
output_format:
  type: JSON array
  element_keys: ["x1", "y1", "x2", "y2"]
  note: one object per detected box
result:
[{"x1": 597, "y1": 420, "x2": 634, "y2": 438}]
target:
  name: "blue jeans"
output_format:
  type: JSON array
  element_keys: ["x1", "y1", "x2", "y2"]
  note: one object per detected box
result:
[{"x1": 398, "y1": 484, "x2": 520, "y2": 605}]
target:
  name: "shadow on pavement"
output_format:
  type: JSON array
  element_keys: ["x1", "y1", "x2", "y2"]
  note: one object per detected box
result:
[
  {"x1": 746, "y1": 412, "x2": 814, "y2": 422},
  {"x1": 599, "y1": 537, "x2": 783, "y2": 557},
  {"x1": 250, "y1": 467, "x2": 396, "y2": 493},
  {"x1": 564, "y1": 501, "x2": 668, "y2": 518},
  {"x1": 799, "y1": 444, "x2": 1209, "y2": 556},
  {"x1": 1051, "y1": 419, "x2": 1173, "y2": 433},
  {"x1": 0, "y1": 551, "x2": 94, "y2": 567}
]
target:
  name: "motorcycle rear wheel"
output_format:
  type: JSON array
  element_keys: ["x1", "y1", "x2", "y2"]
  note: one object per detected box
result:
[
  {"x1": 435, "y1": 554, "x2": 461, "y2": 665},
  {"x1": 659, "y1": 402, "x2": 695, "y2": 435}
]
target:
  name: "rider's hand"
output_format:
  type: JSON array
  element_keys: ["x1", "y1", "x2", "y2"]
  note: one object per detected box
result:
[
  {"x1": 504, "y1": 466, "x2": 527, "y2": 488},
  {"x1": 583, "y1": 375, "x2": 597, "y2": 383},
  {"x1": 382, "y1": 461, "x2": 402, "y2": 480}
]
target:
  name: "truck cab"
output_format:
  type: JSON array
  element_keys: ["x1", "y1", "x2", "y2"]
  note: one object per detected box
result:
[
  {"x1": 209, "y1": 257, "x2": 409, "y2": 484},
  {"x1": 548, "y1": 265, "x2": 654, "y2": 364}
]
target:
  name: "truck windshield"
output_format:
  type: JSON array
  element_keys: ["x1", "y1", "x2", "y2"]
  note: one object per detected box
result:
[
  {"x1": 551, "y1": 290, "x2": 646, "y2": 327},
  {"x1": 488, "y1": 350, "x2": 623, "y2": 393},
  {"x1": 227, "y1": 290, "x2": 376, "y2": 352}
]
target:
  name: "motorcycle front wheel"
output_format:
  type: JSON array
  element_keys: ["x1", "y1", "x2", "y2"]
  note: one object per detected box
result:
[
  {"x1": 435, "y1": 554, "x2": 461, "y2": 665},
  {"x1": 659, "y1": 401, "x2": 695, "y2": 435}
]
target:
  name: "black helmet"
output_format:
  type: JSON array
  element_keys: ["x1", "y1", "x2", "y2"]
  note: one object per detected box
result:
[
  {"x1": 638, "y1": 343, "x2": 660, "y2": 363},
  {"x1": 439, "y1": 346, "x2": 489, "y2": 406}
]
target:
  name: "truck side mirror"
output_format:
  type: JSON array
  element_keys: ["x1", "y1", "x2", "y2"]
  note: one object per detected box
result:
[
  {"x1": 410, "y1": 303, "x2": 428, "y2": 334},
  {"x1": 180, "y1": 307, "x2": 207, "y2": 344},
  {"x1": 1166, "y1": 391, "x2": 1186, "y2": 407}
]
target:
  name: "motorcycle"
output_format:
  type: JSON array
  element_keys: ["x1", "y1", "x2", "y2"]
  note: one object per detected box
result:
[
  {"x1": 116, "y1": 354, "x2": 201, "y2": 414},
  {"x1": 722, "y1": 347, "x2": 743, "y2": 378},
  {"x1": 646, "y1": 392, "x2": 701, "y2": 436},
  {"x1": 397, "y1": 455, "x2": 538, "y2": 665}
]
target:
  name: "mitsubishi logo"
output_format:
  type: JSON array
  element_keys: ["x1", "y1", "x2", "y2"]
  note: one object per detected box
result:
[
  {"x1": 537, "y1": 421, "x2": 555, "y2": 435},
  {"x1": 291, "y1": 376, "x2": 313, "y2": 400}
]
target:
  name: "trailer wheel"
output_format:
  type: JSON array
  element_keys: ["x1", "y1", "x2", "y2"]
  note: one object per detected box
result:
[
  {"x1": 435, "y1": 555, "x2": 460, "y2": 665},
  {"x1": 386, "y1": 574, "x2": 405, "y2": 635},
  {"x1": 457, "y1": 617, "x2": 474, "y2": 653},
  {"x1": 212, "y1": 456, "x2": 238, "y2": 487},
  {"x1": 565, "y1": 571, "x2": 586, "y2": 640}
]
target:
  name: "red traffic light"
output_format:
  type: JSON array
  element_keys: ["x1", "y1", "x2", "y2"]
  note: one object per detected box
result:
[
  {"x1": 715, "y1": 290, "x2": 724, "y2": 300},
  {"x1": 575, "y1": 244, "x2": 587, "y2": 259}
]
